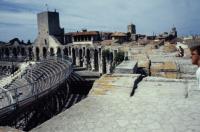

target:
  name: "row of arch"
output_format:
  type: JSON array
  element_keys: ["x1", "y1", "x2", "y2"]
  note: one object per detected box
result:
[
  {"x1": 0, "y1": 46, "x2": 33, "y2": 59},
  {"x1": 0, "y1": 45, "x2": 118, "y2": 74}
]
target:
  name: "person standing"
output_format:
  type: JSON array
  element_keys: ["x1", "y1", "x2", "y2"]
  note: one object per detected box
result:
[{"x1": 190, "y1": 45, "x2": 200, "y2": 89}]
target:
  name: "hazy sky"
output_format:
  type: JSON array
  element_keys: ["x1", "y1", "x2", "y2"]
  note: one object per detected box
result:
[{"x1": 0, "y1": 0, "x2": 200, "y2": 42}]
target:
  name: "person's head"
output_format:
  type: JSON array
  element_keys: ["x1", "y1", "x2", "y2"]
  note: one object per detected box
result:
[{"x1": 190, "y1": 46, "x2": 200, "y2": 66}]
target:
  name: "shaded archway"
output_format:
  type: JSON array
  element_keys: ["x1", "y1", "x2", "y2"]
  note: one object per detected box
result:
[
  {"x1": 28, "y1": 47, "x2": 33, "y2": 60},
  {"x1": 57, "y1": 47, "x2": 62, "y2": 58},
  {"x1": 12, "y1": 47, "x2": 17, "y2": 58},
  {"x1": 1, "y1": 48, "x2": 5, "y2": 58},
  {"x1": 43, "y1": 47, "x2": 47, "y2": 58},
  {"x1": 83, "y1": 47, "x2": 85, "y2": 56},
  {"x1": 0, "y1": 49, "x2": 2, "y2": 58},
  {"x1": 110, "y1": 52, "x2": 113, "y2": 62},
  {"x1": 86, "y1": 49, "x2": 90, "y2": 69},
  {"x1": 109, "y1": 52, "x2": 114, "y2": 73},
  {"x1": 36, "y1": 47, "x2": 40, "y2": 60},
  {"x1": 79, "y1": 49, "x2": 83, "y2": 67},
  {"x1": 69, "y1": 47, "x2": 71, "y2": 56},
  {"x1": 5, "y1": 48, "x2": 10, "y2": 58},
  {"x1": 72, "y1": 48, "x2": 76, "y2": 65},
  {"x1": 50, "y1": 48, "x2": 54, "y2": 56},
  {"x1": 94, "y1": 49, "x2": 99, "y2": 71},
  {"x1": 17, "y1": 46, "x2": 20, "y2": 56},
  {"x1": 63, "y1": 47, "x2": 68, "y2": 57},
  {"x1": 21, "y1": 47, "x2": 26, "y2": 56}
]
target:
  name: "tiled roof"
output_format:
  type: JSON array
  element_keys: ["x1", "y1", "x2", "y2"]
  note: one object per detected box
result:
[
  {"x1": 111, "y1": 32, "x2": 127, "y2": 37},
  {"x1": 71, "y1": 31, "x2": 99, "y2": 36}
]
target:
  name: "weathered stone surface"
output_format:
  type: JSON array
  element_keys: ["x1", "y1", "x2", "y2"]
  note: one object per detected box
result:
[
  {"x1": 0, "y1": 127, "x2": 23, "y2": 132},
  {"x1": 114, "y1": 60, "x2": 137, "y2": 74},
  {"x1": 31, "y1": 76, "x2": 200, "y2": 132},
  {"x1": 150, "y1": 61, "x2": 178, "y2": 78},
  {"x1": 90, "y1": 74, "x2": 140, "y2": 96}
]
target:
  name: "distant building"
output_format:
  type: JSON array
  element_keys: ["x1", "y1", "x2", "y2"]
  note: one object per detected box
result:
[
  {"x1": 100, "y1": 32, "x2": 112, "y2": 40},
  {"x1": 64, "y1": 33, "x2": 73, "y2": 44},
  {"x1": 111, "y1": 32, "x2": 128, "y2": 43},
  {"x1": 157, "y1": 27, "x2": 177, "y2": 41},
  {"x1": 71, "y1": 29, "x2": 101, "y2": 45}
]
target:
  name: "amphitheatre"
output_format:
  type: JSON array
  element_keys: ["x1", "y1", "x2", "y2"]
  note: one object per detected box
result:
[{"x1": 0, "y1": 10, "x2": 200, "y2": 132}]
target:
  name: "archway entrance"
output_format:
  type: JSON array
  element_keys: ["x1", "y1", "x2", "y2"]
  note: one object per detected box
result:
[
  {"x1": 79, "y1": 49, "x2": 83, "y2": 67},
  {"x1": 12, "y1": 48, "x2": 17, "y2": 58},
  {"x1": 28, "y1": 47, "x2": 32, "y2": 60},
  {"x1": 63, "y1": 48, "x2": 68, "y2": 58},
  {"x1": 72, "y1": 48, "x2": 76, "y2": 65},
  {"x1": 57, "y1": 47, "x2": 62, "y2": 58},
  {"x1": 50, "y1": 48, "x2": 54, "y2": 56},
  {"x1": 43, "y1": 47, "x2": 47, "y2": 58},
  {"x1": 5, "y1": 48, "x2": 10, "y2": 58},
  {"x1": 21, "y1": 47, "x2": 26, "y2": 56},
  {"x1": 86, "y1": 49, "x2": 90, "y2": 69},
  {"x1": 36, "y1": 47, "x2": 40, "y2": 60}
]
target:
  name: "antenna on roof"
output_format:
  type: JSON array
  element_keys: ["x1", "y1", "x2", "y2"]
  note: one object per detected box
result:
[{"x1": 45, "y1": 4, "x2": 49, "y2": 11}]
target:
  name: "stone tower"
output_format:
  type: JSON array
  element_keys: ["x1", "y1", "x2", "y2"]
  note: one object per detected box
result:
[
  {"x1": 171, "y1": 27, "x2": 177, "y2": 37},
  {"x1": 127, "y1": 23, "x2": 136, "y2": 34},
  {"x1": 37, "y1": 10, "x2": 64, "y2": 44}
]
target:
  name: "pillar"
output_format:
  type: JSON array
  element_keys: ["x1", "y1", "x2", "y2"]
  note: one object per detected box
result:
[{"x1": 75, "y1": 48, "x2": 80, "y2": 66}]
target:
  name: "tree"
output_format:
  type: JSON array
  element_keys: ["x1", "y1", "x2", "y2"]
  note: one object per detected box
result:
[{"x1": 114, "y1": 51, "x2": 124, "y2": 65}]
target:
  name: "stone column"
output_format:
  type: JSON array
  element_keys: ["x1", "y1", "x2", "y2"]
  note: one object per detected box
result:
[
  {"x1": 83, "y1": 56, "x2": 87, "y2": 68},
  {"x1": 75, "y1": 48, "x2": 80, "y2": 66},
  {"x1": 106, "y1": 60, "x2": 111, "y2": 74},
  {"x1": 90, "y1": 49, "x2": 95, "y2": 71},
  {"x1": 98, "y1": 49, "x2": 102, "y2": 74}
]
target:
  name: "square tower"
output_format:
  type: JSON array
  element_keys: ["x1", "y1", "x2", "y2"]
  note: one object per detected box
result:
[
  {"x1": 37, "y1": 11, "x2": 64, "y2": 43},
  {"x1": 127, "y1": 23, "x2": 136, "y2": 34}
]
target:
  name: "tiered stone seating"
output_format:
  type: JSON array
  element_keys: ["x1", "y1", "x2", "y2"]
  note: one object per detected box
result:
[{"x1": 0, "y1": 58, "x2": 72, "y2": 110}]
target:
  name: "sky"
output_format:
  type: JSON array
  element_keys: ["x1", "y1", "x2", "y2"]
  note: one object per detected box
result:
[{"x1": 0, "y1": 0, "x2": 200, "y2": 42}]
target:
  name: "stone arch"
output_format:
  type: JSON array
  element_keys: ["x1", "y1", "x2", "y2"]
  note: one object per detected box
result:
[
  {"x1": 83, "y1": 47, "x2": 86, "y2": 56},
  {"x1": 43, "y1": 47, "x2": 47, "y2": 58},
  {"x1": 28, "y1": 47, "x2": 33, "y2": 60},
  {"x1": 63, "y1": 47, "x2": 68, "y2": 57},
  {"x1": 79, "y1": 48, "x2": 83, "y2": 67},
  {"x1": 69, "y1": 47, "x2": 71, "y2": 56},
  {"x1": 21, "y1": 47, "x2": 26, "y2": 56},
  {"x1": 94, "y1": 49, "x2": 99, "y2": 71},
  {"x1": 17, "y1": 46, "x2": 20, "y2": 55},
  {"x1": 0, "y1": 48, "x2": 2, "y2": 58},
  {"x1": 50, "y1": 47, "x2": 54, "y2": 56},
  {"x1": 36, "y1": 47, "x2": 40, "y2": 60},
  {"x1": 86, "y1": 49, "x2": 91, "y2": 69},
  {"x1": 102, "y1": 50, "x2": 108, "y2": 74},
  {"x1": 12, "y1": 47, "x2": 17, "y2": 58},
  {"x1": 1, "y1": 48, "x2": 5, "y2": 58},
  {"x1": 57, "y1": 47, "x2": 62, "y2": 58},
  {"x1": 5, "y1": 48, "x2": 10, "y2": 58},
  {"x1": 72, "y1": 48, "x2": 76, "y2": 65},
  {"x1": 110, "y1": 52, "x2": 114, "y2": 62}
]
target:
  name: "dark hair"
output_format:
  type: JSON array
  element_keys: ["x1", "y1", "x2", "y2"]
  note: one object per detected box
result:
[{"x1": 190, "y1": 46, "x2": 200, "y2": 55}]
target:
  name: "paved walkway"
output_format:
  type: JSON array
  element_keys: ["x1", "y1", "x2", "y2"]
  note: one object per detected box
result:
[{"x1": 32, "y1": 74, "x2": 200, "y2": 132}]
